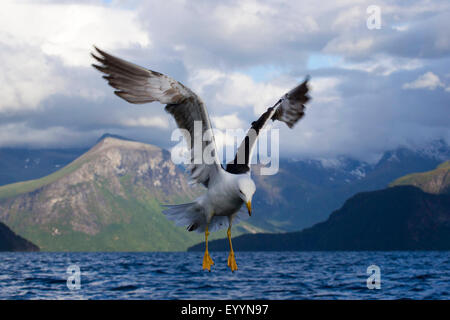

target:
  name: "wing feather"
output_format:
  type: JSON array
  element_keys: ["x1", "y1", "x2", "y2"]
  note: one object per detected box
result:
[
  {"x1": 92, "y1": 46, "x2": 221, "y2": 186},
  {"x1": 226, "y1": 77, "x2": 310, "y2": 174}
]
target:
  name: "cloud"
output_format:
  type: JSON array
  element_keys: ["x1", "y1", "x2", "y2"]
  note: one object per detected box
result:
[
  {"x1": 402, "y1": 72, "x2": 445, "y2": 90},
  {"x1": 188, "y1": 68, "x2": 296, "y2": 116},
  {"x1": 0, "y1": 0, "x2": 149, "y2": 112},
  {"x1": 309, "y1": 77, "x2": 341, "y2": 103},
  {"x1": 342, "y1": 55, "x2": 423, "y2": 76},
  {"x1": 0, "y1": 0, "x2": 149, "y2": 67},
  {"x1": 211, "y1": 113, "x2": 247, "y2": 130},
  {"x1": 0, "y1": 0, "x2": 449, "y2": 162},
  {"x1": 324, "y1": 37, "x2": 375, "y2": 57},
  {"x1": 0, "y1": 121, "x2": 92, "y2": 148},
  {"x1": 121, "y1": 116, "x2": 169, "y2": 129},
  {"x1": 322, "y1": 3, "x2": 450, "y2": 61},
  {"x1": 0, "y1": 44, "x2": 66, "y2": 111}
]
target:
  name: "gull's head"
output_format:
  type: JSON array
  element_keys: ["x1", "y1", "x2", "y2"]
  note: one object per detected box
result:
[{"x1": 237, "y1": 176, "x2": 256, "y2": 216}]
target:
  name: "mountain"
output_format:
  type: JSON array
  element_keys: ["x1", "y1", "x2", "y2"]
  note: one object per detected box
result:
[
  {"x1": 390, "y1": 160, "x2": 450, "y2": 195},
  {"x1": 189, "y1": 186, "x2": 450, "y2": 251},
  {"x1": 96, "y1": 133, "x2": 135, "y2": 143},
  {"x1": 250, "y1": 140, "x2": 450, "y2": 231},
  {"x1": 0, "y1": 137, "x2": 264, "y2": 251},
  {"x1": 1, "y1": 136, "x2": 448, "y2": 234},
  {"x1": 0, "y1": 134, "x2": 134, "y2": 188},
  {"x1": 0, "y1": 221, "x2": 39, "y2": 252}
]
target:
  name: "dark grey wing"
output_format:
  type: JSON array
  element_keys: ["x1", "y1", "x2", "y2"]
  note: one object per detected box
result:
[
  {"x1": 91, "y1": 46, "x2": 222, "y2": 187},
  {"x1": 226, "y1": 77, "x2": 310, "y2": 174}
]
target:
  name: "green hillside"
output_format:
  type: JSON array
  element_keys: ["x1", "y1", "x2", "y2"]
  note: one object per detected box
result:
[
  {"x1": 5, "y1": 181, "x2": 246, "y2": 252},
  {"x1": 0, "y1": 137, "x2": 262, "y2": 251},
  {"x1": 390, "y1": 160, "x2": 450, "y2": 194},
  {"x1": 0, "y1": 157, "x2": 87, "y2": 201}
]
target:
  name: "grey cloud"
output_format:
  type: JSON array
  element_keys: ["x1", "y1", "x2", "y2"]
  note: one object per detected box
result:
[
  {"x1": 375, "y1": 12, "x2": 450, "y2": 59},
  {"x1": 277, "y1": 65, "x2": 450, "y2": 161},
  {"x1": 0, "y1": 0, "x2": 449, "y2": 162}
]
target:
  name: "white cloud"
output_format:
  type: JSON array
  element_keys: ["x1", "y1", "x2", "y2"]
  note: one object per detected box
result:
[
  {"x1": 0, "y1": 122, "x2": 91, "y2": 148},
  {"x1": 0, "y1": 0, "x2": 448, "y2": 159},
  {"x1": 342, "y1": 55, "x2": 423, "y2": 76},
  {"x1": 402, "y1": 72, "x2": 445, "y2": 90},
  {"x1": 0, "y1": 0, "x2": 149, "y2": 112},
  {"x1": 0, "y1": 1, "x2": 150, "y2": 67},
  {"x1": 309, "y1": 77, "x2": 341, "y2": 103},
  {"x1": 392, "y1": 24, "x2": 409, "y2": 32},
  {"x1": 217, "y1": 73, "x2": 290, "y2": 115},
  {"x1": 188, "y1": 68, "x2": 294, "y2": 116},
  {"x1": 212, "y1": 113, "x2": 247, "y2": 130},
  {"x1": 0, "y1": 45, "x2": 66, "y2": 111},
  {"x1": 121, "y1": 116, "x2": 169, "y2": 129},
  {"x1": 331, "y1": 6, "x2": 363, "y2": 31},
  {"x1": 214, "y1": 1, "x2": 272, "y2": 35},
  {"x1": 324, "y1": 36, "x2": 374, "y2": 57}
]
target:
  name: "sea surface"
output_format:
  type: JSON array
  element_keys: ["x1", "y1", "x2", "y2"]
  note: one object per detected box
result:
[{"x1": 0, "y1": 251, "x2": 448, "y2": 300}]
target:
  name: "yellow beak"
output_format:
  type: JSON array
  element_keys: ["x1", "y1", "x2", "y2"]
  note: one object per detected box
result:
[{"x1": 246, "y1": 200, "x2": 252, "y2": 216}]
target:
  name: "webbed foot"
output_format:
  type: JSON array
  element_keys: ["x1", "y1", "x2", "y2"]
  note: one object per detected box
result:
[
  {"x1": 202, "y1": 250, "x2": 214, "y2": 271},
  {"x1": 227, "y1": 250, "x2": 238, "y2": 272}
]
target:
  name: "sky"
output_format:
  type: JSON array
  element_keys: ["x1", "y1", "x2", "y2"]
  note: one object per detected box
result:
[{"x1": 0, "y1": 0, "x2": 449, "y2": 162}]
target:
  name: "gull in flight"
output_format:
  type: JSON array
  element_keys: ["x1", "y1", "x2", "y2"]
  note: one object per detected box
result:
[{"x1": 91, "y1": 47, "x2": 310, "y2": 272}]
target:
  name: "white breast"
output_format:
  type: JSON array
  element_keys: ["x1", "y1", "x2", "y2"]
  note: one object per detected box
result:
[{"x1": 205, "y1": 171, "x2": 245, "y2": 217}]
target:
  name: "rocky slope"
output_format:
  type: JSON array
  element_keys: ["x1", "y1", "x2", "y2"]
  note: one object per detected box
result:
[
  {"x1": 0, "y1": 137, "x2": 262, "y2": 251},
  {"x1": 189, "y1": 186, "x2": 450, "y2": 251},
  {"x1": 0, "y1": 222, "x2": 39, "y2": 252}
]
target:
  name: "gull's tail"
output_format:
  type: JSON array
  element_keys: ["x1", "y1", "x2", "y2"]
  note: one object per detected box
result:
[
  {"x1": 162, "y1": 202, "x2": 206, "y2": 233},
  {"x1": 162, "y1": 202, "x2": 230, "y2": 233}
]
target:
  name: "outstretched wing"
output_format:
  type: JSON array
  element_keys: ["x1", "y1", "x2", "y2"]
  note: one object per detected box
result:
[
  {"x1": 91, "y1": 46, "x2": 222, "y2": 187},
  {"x1": 226, "y1": 77, "x2": 310, "y2": 174}
]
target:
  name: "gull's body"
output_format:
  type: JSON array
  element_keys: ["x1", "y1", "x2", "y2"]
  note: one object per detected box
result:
[
  {"x1": 92, "y1": 46, "x2": 310, "y2": 271},
  {"x1": 166, "y1": 169, "x2": 254, "y2": 233}
]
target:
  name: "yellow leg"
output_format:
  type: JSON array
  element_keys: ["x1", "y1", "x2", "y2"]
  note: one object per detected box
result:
[
  {"x1": 227, "y1": 226, "x2": 238, "y2": 272},
  {"x1": 202, "y1": 225, "x2": 214, "y2": 271}
]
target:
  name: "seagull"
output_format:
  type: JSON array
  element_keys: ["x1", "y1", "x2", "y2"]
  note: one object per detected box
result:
[{"x1": 91, "y1": 47, "x2": 310, "y2": 272}]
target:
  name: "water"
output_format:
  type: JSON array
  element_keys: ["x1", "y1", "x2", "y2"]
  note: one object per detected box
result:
[{"x1": 0, "y1": 251, "x2": 448, "y2": 300}]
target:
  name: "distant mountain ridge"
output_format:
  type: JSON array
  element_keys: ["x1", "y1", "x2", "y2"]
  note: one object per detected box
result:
[
  {"x1": 0, "y1": 136, "x2": 448, "y2": 233},
  {"x1": 251, "y1": 139, "x2": 450, "y2": 231},
  {"x1": 390, "y1": 160, "x2": 450, "y2": 195},
  {"x1": 0, "y1": 147, "x2": 87, "y2": 187},
  {"x1": 96, "y1": 133, "x2": 136, "y2": 143},
  {"x1": 189, "y1": 186, "x2": 450, "y2": 251}
]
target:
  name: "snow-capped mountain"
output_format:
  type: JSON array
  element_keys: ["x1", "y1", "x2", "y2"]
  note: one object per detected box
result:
[{"x1": 251, "y1": 139, "x2": 450, "y2": 231}]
